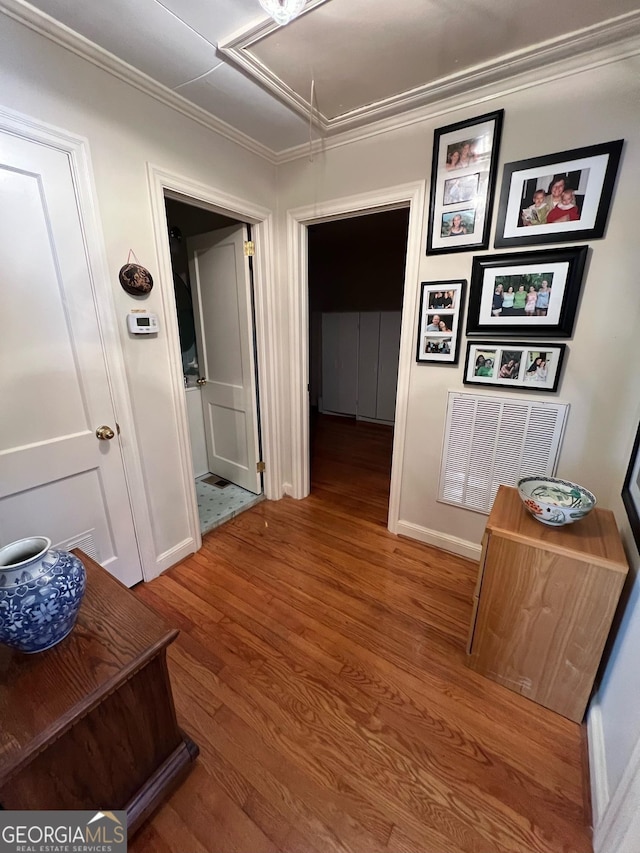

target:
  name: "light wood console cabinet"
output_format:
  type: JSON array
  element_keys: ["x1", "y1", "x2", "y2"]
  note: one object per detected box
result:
[{"x1": 467, "y1": 485, "x2": 628, "y2": 722}]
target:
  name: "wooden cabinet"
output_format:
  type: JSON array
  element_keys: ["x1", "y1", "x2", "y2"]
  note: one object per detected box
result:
[
  {"x1": 467, "y1": 485, "x2": 628, "y2": 722},
  {"x1": 0, "y1": 551, "x2": 198, "y2": 835}
]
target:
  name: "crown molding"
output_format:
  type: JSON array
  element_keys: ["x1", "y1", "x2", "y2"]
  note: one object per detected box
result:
[
  {"x1": 0, "y1": 0, "x2": 278, "y2": 164},
  {"x1": 222, "y1": 8, "x2": 640, "y2": 142},
  {"x1": 219, "y1": 0, "x2": 329, "y2": 49},
  {"x1": 2, "y1": 0, "x2": 640, "y2": 167},
  {"x1": 218, "y1": 0, "x2": 330, "y2": 126},
  {"x1": 275, "y1": 26, "x2": 640, "y2": 164}
]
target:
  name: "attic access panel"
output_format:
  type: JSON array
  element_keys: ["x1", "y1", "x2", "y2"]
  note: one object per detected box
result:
[{"x1": 219, "y1": 0, "x2": 640, "y2": 132}]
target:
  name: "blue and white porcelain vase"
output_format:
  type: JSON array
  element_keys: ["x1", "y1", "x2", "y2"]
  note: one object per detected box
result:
[{"x1": 0, "y1": 537, "x2": 86, "y2": 653}]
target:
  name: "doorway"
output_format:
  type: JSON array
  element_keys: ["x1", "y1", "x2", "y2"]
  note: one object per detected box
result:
[
  {"x1": 164, "y1": 196, "x2": 264, "y2": 536},
  {"x1": 285, "y1": 181, "x2": 426, "y2": 531},
  {"x1": 308, "y1": 209, "x2": 410, "y2": 519}
]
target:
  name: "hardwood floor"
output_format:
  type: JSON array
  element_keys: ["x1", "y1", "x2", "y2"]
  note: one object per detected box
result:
[{"x1": 131, "y1": 415, "x2": 592, "y2": 853}]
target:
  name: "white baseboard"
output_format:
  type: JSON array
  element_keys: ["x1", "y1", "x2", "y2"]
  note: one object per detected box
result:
[
  {"x1": 587, "y1": 698, "x2": 610, "y2": 827},
  {"x1": 594, "y1": 725, "x2": 640, "y2": 853},
  {"x1": 151, "y1": 537, "x2": 196, "y2": 579},
  {"x1": 395, "y1": 520, "x2": 482, "y2": 561}
]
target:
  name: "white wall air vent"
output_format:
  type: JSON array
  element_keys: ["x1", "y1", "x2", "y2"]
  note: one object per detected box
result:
[
  {"x1": 54, "y1": 530, "x2": 99, "y2": 561},
  {"x1": 438, "y1": 392, "x2": 569, "y2": 514}
]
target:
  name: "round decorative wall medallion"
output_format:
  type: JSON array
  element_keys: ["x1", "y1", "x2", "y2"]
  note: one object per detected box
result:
[{"x1": 119, "y1": 263, "x2": 154, "y2": 296}]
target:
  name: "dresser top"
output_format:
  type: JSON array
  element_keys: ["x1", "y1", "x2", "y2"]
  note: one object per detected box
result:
[
  {"x1": 0, "y1": 552, "x2": 176, "y2": 781},
  {"x1": 488, "y1": 485, "x2": 628, "y2": 571}
]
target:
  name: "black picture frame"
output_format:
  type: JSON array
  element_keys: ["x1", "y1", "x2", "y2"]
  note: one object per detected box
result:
[
  {"x1": 622, "y1": 421, "x2": 640, "y2": 551},
  {"x1": 463, "y1": 341, "x2": 567, "y2": 393},
  {"x1": 415, "y1": 279, "x2": 466, "y2": 364},
  {"x1": 466, "y1": 246, "x2": 588, "y2": 338},
  {"x1": 495, "y1": 139, "x2": 623, "y2": 248},
  {"x1": 426, "y1": 109, "x2": 504, "y2": 255}
]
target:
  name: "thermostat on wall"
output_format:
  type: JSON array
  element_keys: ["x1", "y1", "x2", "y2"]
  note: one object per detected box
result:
[{"x1": 127, "y1": 312, "x2": 158, "y2": 335}]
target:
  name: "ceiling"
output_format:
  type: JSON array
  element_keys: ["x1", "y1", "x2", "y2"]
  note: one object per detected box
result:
[{"x1": 14, "y1": 0, "x2": 640, "y2": 155}]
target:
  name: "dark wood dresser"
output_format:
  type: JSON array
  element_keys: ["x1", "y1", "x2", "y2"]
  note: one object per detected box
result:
[{"x1": 0, "y1": 551, "x2": 197, "y2": 834}]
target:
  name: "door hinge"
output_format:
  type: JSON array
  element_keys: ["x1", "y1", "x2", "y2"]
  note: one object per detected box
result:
[
  {"x1": 257, "y1": 461, "x2": 265, "y2": 473},
  {"x1": 244, "y1": 240, "x2": 255, "y2": 257}
]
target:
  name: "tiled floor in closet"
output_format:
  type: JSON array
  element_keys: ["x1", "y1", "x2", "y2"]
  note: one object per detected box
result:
[{"x1": 195, "y1": 475, "x2": 264, "y2": 535}]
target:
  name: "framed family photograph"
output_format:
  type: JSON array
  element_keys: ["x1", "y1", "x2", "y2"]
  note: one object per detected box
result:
[
  {"x1": 466, "y1": 246, "x2": 588, "y2": 338},
  {"x1": 463, "y1": 342, "x2": 566, "y2": 392},
  {"x1": 495, "y1": 139, "x2": 623, "y2": 248},
  {"x1": 426, "y1": 110, "x2": 504, "y2": 255},
  {"x1": 416, "y1": 279, "x2": 466, "y2": 364},
  {"x1": 622, "y1": 420, "x2": 640, "y2": 551}
]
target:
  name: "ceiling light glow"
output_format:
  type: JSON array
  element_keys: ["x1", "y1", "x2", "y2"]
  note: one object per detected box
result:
[{"x1": 259, "y1": 0, "x2": 306, "y2": 26}]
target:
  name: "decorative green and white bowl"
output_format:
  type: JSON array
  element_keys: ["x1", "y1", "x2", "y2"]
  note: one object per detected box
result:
[{"x1": 517, "y1": 476, "x2": 596, "y2": 527}]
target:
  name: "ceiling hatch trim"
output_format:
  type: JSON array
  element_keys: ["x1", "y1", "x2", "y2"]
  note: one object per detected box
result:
[
  {"x1": 220, "y1": 8, "x2": 640, "y2": 136},
  {"x1": 0, "y1": 0, "x2": 278, "y2": 164},
  {"x1": 218, "y1": 0, "x2": 330, "y2": 126},
  {"x1": 276, "y1": 28, "x2": 640, "y2": 164}
]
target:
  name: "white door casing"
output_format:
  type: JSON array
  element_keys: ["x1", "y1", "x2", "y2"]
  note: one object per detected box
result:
[
  {"x1": 146, "y1": 167, "x2": 280, "y2": 567},
  {"x1": 0, "y1": 129, "x2": 143, "y2": 587},
  {"x1": 189, "y1": 224, "x2": 262, "y2": 495},
  {"x1": 286, "y1": 181, "x2": 426, "y2": 533}
]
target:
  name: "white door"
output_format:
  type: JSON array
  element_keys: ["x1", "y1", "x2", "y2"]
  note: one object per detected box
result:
[
  {"x1": 0, "y1": 132, "x2": 143, "y2": 587},
  {"x1": 189, "y1": 225, "x2": 261, "y2": 494}
]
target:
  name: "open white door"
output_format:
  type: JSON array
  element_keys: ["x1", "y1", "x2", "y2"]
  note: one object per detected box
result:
[
  {"x1": 189, "y1": 224, "x2": 261, "y2": 495},
  {"x1": 0, "y1": 131, "x2": 143, "y2": 587}
]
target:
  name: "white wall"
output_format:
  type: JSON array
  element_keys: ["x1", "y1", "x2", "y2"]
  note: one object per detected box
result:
[
  {"x1": 593, "y1": 503, "x2": 640, "y2": 816},
  {"x1": 599, "y1": 568, "x2": 640, "y2": 778},
  {"x1": 0, "y1": 15, "x2": 277, "y2": 572},
  {"x1": 277, "y1": 55, "x2": 640, "y2": 543},
  {"x1": 276, "y1": 51, "x2": 640, "y2": 845},
  {"x1": 2, "y1": 9, "x2": 640, "y2": 843}
]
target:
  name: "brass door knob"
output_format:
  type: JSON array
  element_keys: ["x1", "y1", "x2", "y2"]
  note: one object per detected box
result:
[
  {"x1": 196, "y1": 377, "x2": 206, "y2": 386},
  {"x1": 96, "y1": 425, "x2": 115, "y2": 441}
]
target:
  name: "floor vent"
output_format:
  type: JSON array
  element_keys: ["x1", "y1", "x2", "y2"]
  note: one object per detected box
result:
[
  {"x1": 438, "y1": 391, "x2": 569, "y2": 514},
  {"x1": 202, "y1": 475, "x2": 231, "y2": 489}
]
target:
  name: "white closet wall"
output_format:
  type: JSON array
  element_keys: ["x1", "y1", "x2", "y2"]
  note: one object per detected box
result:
[
  {"x1": 321, "y1": 312, "x2": 359, "y2": 416},
  {"x1": 321, "y1": 311, "x2": 401, "y2": 424}
]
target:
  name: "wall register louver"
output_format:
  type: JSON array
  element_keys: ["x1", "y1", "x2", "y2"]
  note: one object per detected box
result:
[{"x1": 438, "y1": 392, "x2": 569, "y2": 514}]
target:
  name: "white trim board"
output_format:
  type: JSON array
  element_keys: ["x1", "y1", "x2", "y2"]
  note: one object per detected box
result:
[
  {"x1": 285, "y1": 180, "x2": 426, "y2": 541},
  {"x1": 395, "y1": 521, "x2": 482, "y2": 563},
  {"x1": 0, "y1": 104, "x2": 156, "y2": 582},
  {"x1": 593, "y1": 717, "x2": 640, "y2": 853},
  {"x1": 0, "y1": 0, "x2": 276, "y2": 165},
  {"x1": 146, "y1": 164, "x2": 282, "y2": 574},
  {"x1": 275, "y1": 28, "x2": 640, "y2": 164},
  {"x1": 3, "y1": 0, "x2": 640, "y2": 165},
  {"x1": 587, "y1": 698, "x2": 611, "y2": 829},
  {"x1": 155, "y1": 538, "x2": 197, "y2": 576}
]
